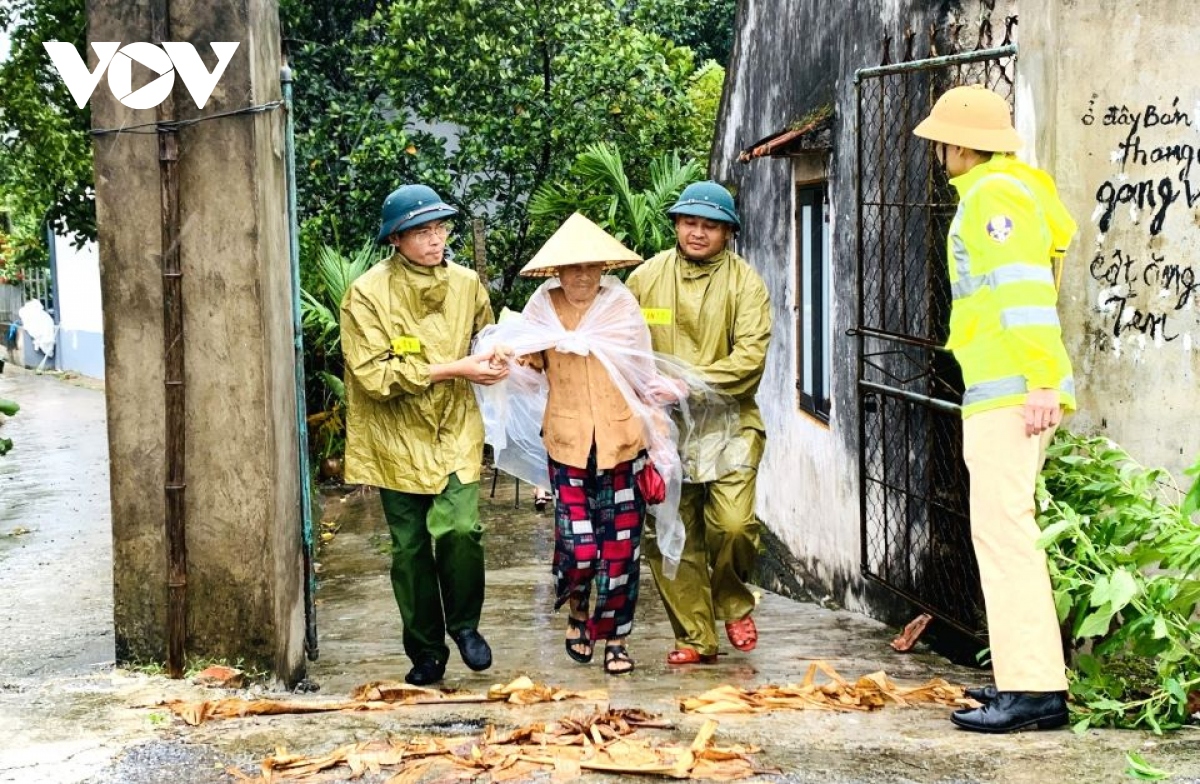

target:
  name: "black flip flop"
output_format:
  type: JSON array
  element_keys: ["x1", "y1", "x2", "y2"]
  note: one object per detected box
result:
[
  {"x1": 565, "y1": 616, "x2": 593, "y2": 663},
  {"x1": 603, "y1": 644, "x2": 635, "y2": 676}
]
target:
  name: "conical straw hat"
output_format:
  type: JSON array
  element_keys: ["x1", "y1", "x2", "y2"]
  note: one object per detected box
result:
[{"x1": 519, "y1": 212, "x2": 643, "y2": 278}]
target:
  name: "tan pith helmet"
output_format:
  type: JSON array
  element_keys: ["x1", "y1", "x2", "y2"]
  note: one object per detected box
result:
[
  {"x1": 519, "y1": 212, "x2": 643, "y2": 278},
  {"x1": 913, "y1": 84, "x2": 1023, "y2": 152}
]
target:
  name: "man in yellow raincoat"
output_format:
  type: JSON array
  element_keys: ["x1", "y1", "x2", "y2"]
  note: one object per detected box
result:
[
  {"x1": 626, "y1": 181, "x2": 772, "y2": 665},
  {"x1": 914, "y1": 85, "x2": 1076, "y2": 733},
  {"x1": 341, "y1": 184, "x2": 508, "y2": 686}
]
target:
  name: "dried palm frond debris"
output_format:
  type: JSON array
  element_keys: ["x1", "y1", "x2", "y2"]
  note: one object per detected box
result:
[
  {"x1": 163, "y1": 675, "x2": 607, "y2": 726},
  {"x1": 227, "y1": 712, "x2": 770, "y2": 782},
  {"x1": 680, "y1": 661, "x2": 965, "y2": 715}
]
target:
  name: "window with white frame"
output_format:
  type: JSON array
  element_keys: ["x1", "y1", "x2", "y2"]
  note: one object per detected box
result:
[{"x1": 795, "y1": 183, "x2": 831, "y2": 421}]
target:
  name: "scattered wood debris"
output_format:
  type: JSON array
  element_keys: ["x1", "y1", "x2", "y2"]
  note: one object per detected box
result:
[
  {"x1": 164, "y1": 676, "x2": 607, "y2": 726},
  {"x1": 680, "y1": 661, "x2": 965, "y2": 714},
  {"x1": 890, "y1": 613, "x2": 934, "y2": 652},
  {"x1": 227, "y1": 711, "x2": 769, "y2": 782},
  {"x1": 193, "y1": 665, "x2": 248, "y2": 689}
]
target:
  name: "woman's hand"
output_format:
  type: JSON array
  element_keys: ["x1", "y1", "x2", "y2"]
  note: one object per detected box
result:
[
  {"x1": 490, "y1": 343, "x2": 514, "y2": 370},
  {"x1": 646, "y1": 376, "x2": 688, "y2": 404}
]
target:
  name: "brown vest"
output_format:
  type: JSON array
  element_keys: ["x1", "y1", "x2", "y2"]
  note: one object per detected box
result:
[{"x1": 538, "y1": 288, "x2": 646, "y2": 469}]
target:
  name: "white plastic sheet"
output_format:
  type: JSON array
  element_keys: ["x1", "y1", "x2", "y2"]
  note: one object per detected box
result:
[
  {"x1": 473, "y1": 276, "x2": 743, "y2": 578},
  {"x1": 17, "y1": 300, "x2": 56, "y2": 357}
]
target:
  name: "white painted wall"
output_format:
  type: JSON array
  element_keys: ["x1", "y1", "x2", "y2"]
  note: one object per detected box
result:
[
  {"x1": 751, "y1": 181, "x2": 862, "y2": 606},
  {"x1": 55, "y1": 234, "x2": 103, "y2": 333}
]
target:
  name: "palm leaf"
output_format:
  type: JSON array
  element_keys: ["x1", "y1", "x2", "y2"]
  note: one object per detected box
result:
[{"x1": 531, "y1": 142, "x2": 705, "y2": 256}]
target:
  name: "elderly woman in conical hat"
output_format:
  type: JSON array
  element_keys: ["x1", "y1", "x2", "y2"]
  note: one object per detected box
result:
[{"x1": 486, "y1": 213, "x2": 683, "y2": 677}]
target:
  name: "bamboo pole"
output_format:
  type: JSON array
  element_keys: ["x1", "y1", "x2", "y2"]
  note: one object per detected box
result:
[{"x1": 152, "y1": 0, "x2": 187, "y2": 679}]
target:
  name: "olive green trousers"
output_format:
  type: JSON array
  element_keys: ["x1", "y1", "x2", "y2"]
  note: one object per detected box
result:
[
  {"x1": 645, "y1": 432, "x2": 762, "y2": 656},
  {"x1": 379, "y1": 476, "x2": 485, "y2": 666}
]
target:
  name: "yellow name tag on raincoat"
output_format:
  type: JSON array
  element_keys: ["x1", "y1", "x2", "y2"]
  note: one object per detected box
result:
[
  {"x1": 391, "y1": 336, "x2": 422, "y2": 355},
  {"x1": 642, "y1": 308, "x2": 673, "y2": 326}
]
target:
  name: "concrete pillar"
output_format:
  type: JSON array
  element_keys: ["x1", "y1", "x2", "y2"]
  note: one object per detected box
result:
[
  {"x1": 89, "y1": 0, "x2": 306, "y2": 681},
  {"x1": 1019, "y1": 0, "x2": 1200, "y2": 480}
]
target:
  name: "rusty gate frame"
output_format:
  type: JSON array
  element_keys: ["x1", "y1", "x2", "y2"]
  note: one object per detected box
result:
[{"x1": 853, "y1": 45, "x2": 1018, "y2": 643}]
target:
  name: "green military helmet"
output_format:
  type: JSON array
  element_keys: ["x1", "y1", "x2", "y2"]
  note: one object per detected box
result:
[
  {"x1": 667, "y1": 180, "x2": 740, "y2": 230},
  {"x1": 376, "y1": 184, "x2": 459, "y2": 244}
]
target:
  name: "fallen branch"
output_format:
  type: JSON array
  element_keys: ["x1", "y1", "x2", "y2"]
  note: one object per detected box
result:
[
  {"x1": 164, "y1": 675, "x2": 607, "y2": 726},
  {"x1": 679, "y1": 661, "x2": 965, "y2": 714}
]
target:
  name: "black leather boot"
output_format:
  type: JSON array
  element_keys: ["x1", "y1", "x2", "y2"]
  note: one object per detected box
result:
[
  {"x1": 404, "y1": 657, "x2": 446, "y2": 686},
  {"x1": 965, "y1": 684, "x2": 998, "y2": 703},
  {"x1": 451, "y1": 628, "x2": 493, "y2": 671},
  {"x1": 951, "y1": 690, "x2": 1068, "y2": 733}
]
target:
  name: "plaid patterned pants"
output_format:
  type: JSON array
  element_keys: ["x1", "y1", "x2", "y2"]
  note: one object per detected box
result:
[{"x1": 549, "y1": 451, "x2": 646, "y2": 642}]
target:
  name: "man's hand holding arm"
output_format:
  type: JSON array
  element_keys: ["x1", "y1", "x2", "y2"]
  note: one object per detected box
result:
[{"x1": 431, "y1": 350, "x2": 510, "y2": 386}]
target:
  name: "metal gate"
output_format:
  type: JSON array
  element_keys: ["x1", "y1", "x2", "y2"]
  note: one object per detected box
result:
[{"x1": 854, "y1": 46, "x2": 1017, "y2": 643}]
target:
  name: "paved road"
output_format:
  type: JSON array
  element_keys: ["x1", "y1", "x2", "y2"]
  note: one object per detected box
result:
[{"x1": 1, "y1": 368, "x2": 1198, "y2": 784}]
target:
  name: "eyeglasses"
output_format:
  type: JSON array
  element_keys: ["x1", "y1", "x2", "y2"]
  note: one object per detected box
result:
[{"x1": 407, "y1": 222, "x2": 454, "y2": 242}]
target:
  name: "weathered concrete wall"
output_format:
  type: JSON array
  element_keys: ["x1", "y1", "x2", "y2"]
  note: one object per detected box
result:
[
  {"x1": 714, "y1": 0, "x2": 855, "y2": 607},
  {"x1": 90, "y1": 0, "x2": 305, "y2": 680},
  {"x1": 1021, "y1": 0, "x2": 1200, "y2": 480},
  {"x1": 713, "y1": 0, "x2": 1016, "y2": 614}
]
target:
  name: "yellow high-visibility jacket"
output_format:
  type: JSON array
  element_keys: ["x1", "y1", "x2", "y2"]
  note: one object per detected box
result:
[
  {"x1": 946, "y1": 155, "x2": 1077, "y2": 418},
  {"x1": 626, "y1": 248, "x2": 772, "y2": 433},
  {"x1": 340, "y1": 252, "x2": 494, "y2": 494}
]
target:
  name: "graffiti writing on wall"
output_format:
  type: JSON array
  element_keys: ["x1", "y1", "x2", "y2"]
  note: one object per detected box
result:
[{"x1": 1081, "y1": 94, "x2": 1200, "y2": 357}]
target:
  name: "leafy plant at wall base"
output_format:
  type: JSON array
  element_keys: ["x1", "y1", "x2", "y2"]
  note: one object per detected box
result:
[
  {"x1": 1181, "y1": 455, "x2": 1200, "y2": 518},
  {"x1": 1036, "y1": 431, "x2": 1200, "y2": 733},
  {"x1": 1124, "y1": 751, "x2": 1171, "y2": 781},
  {"x1": 0, "y1": 398, "x2": 18, "y2": 456}
]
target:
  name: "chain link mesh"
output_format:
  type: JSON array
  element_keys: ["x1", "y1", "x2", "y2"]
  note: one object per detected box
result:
[{"x1": 857, "y1": 52, "x2": 1016, "y2": 642}]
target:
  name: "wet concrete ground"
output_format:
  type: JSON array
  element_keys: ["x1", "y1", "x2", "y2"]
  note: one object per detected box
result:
[{"x1": 1, "y1": 368, "x2": 1199, "y2": 783}]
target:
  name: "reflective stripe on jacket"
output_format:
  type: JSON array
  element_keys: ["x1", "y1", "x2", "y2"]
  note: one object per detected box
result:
[
  {"x1": 946, "y1": 155, "x2": 1077, "y2": 418},
  {"x1": 340, "y1": 253, "x2": 494, "y2": 493}
]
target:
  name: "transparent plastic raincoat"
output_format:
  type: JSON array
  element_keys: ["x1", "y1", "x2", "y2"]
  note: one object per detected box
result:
[{"x1": 473, "y1": 276, "x2": 741, "y2": 578}]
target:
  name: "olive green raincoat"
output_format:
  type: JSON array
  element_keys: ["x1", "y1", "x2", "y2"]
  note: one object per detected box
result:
[
  {"x1": 626, "y1": 249, "x2": 771, "y2": 433},
  {"x1": 627, "y1": 247, "x2": 772, "y2": 655},
  {"x1": 340, "y1": 253, "x2": 494, "y2": 494}
]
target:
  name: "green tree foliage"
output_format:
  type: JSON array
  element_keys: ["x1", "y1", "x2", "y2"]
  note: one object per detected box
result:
[
  {"x1": 1038, "y1": 431, "x2": 1200, "y2": 732},
  {"x1": 0, "y1": 0, "x2": 93, "y2": 268},
  {"x1": 373, "y1": 0, "x2": 716, "y2": 301},
  {"x1": 623, "y1": 0, "x2": 738, "y2": 66},
  {"x1": 530, "y1": 142, "x2": 702, "y2": 257},
  {"x1": 682, "y1": 60, "x2": 726, "y2": 161},
  {"x1": 278, "y1": 0, "x2": 456, "y2": 281}
]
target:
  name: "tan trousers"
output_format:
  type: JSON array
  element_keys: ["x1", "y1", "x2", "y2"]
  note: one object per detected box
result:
[
  {"x1": 645, "y1": 431, "x2": 763, "y2": 656},
  {"x1": 963, "y1": 406, "x2": 1068, "y2": 692}
]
